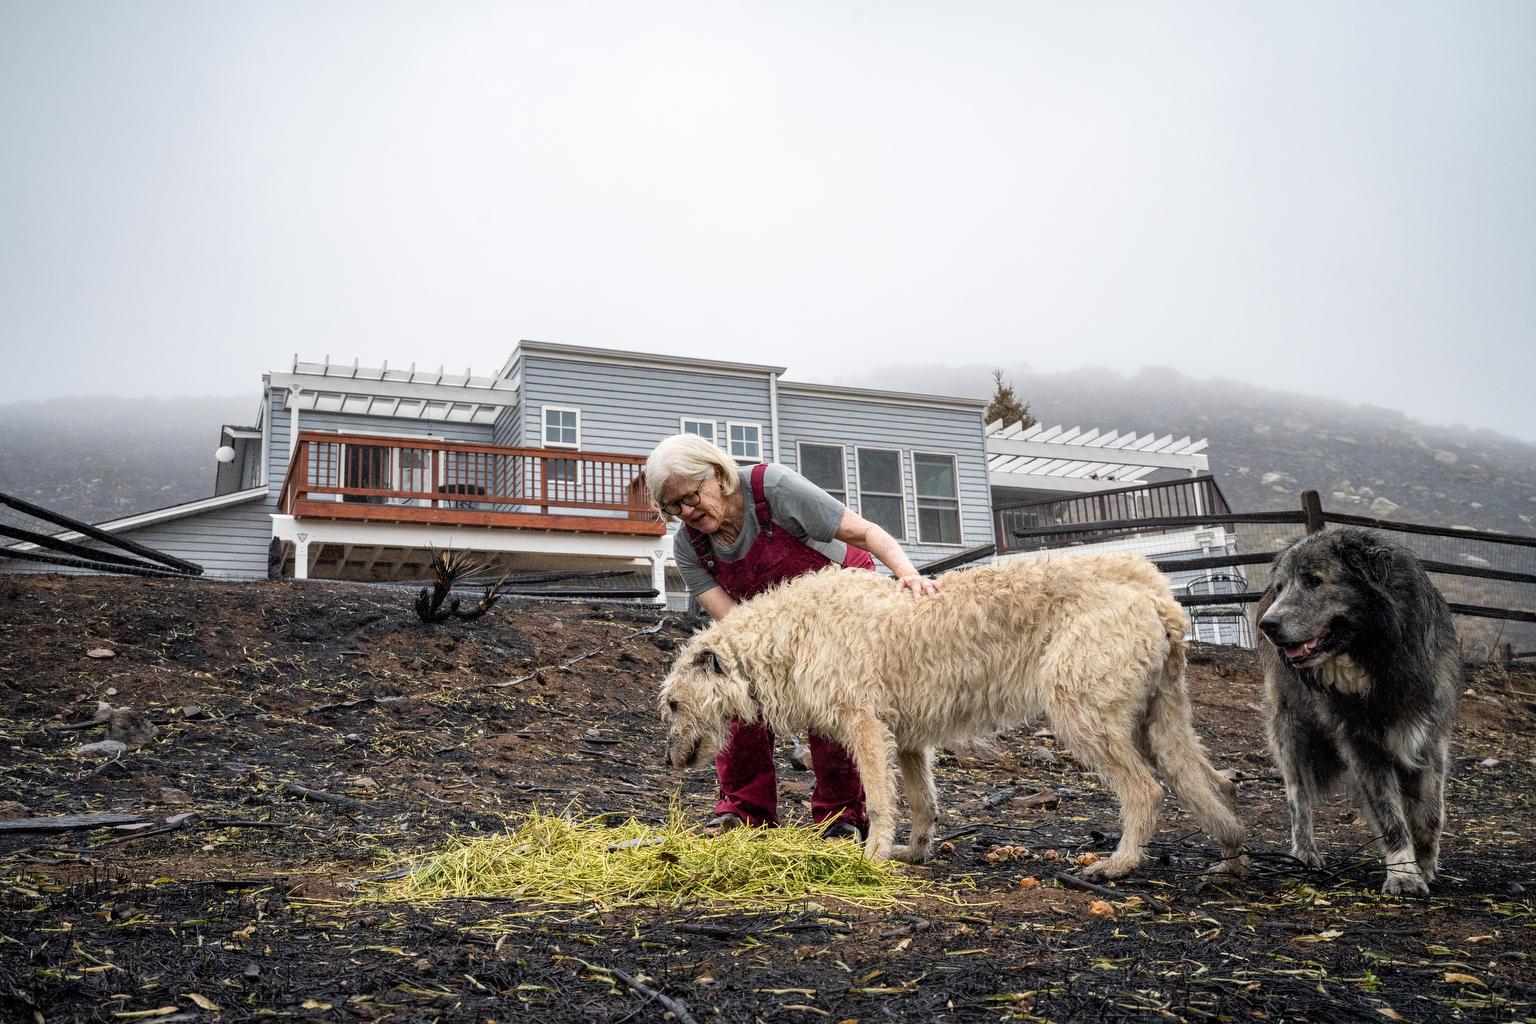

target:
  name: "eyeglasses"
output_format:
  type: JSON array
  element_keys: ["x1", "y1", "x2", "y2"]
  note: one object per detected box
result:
[{"x1": 660, "y1": 477, "x2": 710, "y2": 516}]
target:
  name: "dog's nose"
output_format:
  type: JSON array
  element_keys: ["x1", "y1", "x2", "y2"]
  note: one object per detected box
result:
[{"x1": 1257, "y1": 614, "x2": 1282, "y2": 640}]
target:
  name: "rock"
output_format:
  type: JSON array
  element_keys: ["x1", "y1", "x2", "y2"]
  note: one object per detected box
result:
[
  {"x1": 982, "y1": 786, "x2": 1017, "y2": 808},
  {"x1": 351, "y1": 776, "x2": 379, "y2": 790},
  {"x1": 0, "y1": 800, "x2": 30, "y2": 820},
  {"x1": 164, "y1": 812, "x2": 199, "y2": 828},
  {"x1": 1369, "y1": 497, "x2": 1400, "y2": 517},
  {"x1": 76, "y1": 740, "x2": 127, "y2": 758},
  {"x1": 1260, "y1": 472, "x2": 1297, "y2": 488},
  {"x1": 1479, "y1": 758, "x2": 1502, "y2": 769},
  {"x1": 1218, "y1": 768, "x2": 1246, "y2": 783},
  {"x1": 86, "y1": 648, "x2": 116, "y2": 659},
  {"x1": 787, "y1": 738, "x2": 812, "y2": 772},
  {"x1": 180, "y1": 705, "x2": 210, "y2": 720},
  {"x1": 158, "y1": 787, "x2": 193, "y2": 805},
  {"x1": 1027, "y1": 746, "x2": 1060, "y2": 767},
  {"x1": 105, "y1": 710, "x2": 158, "y2": 748},
  {"x1": 1433, "y1": 450, "x2": 1458, "y2": 466},
  {"x1": 1017, "y1": 789, "x2": 1060, "y2": 810}
]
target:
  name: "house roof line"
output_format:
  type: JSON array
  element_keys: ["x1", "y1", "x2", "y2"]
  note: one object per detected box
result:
[
  {"x1": 516, "y1": 339, "x2": 787, "y2": 379},
  {"x1": 777, "y1": 380, "x2": 988, "y2": 411}
]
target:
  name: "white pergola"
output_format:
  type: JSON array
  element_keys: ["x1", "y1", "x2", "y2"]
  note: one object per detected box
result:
[
  {"x1": 987, "y1": 421, "x2": 1210, "y2": 493},
  {"x1": 270, "y1": 357, "x2": 520, "y2": 426}
]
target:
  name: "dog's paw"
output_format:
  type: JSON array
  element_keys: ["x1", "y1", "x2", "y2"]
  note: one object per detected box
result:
[
  {"x1": 1289, "y1": 846, "x2": 1324, "y2": 869},
  {"x1": 1077, "y1": 857, "x2": 1136, "y2": 882},
  {"x1": 1382, "y1": 869, "x2": 1430, "y2": 896},
  {"x1": 1206, "y1": 854, "x2": 1249, "y2": 879},
  {"x1": 889, "y1": 843, "x2": 931, "y2": 864}
]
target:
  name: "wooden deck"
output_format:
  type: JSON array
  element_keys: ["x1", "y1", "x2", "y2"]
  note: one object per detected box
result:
[{"x1": 279, "y1": 432, "x2": 665, "y2": 537}]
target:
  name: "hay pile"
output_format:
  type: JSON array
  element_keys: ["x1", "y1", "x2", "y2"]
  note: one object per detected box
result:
[{"x1": 379, "y1": 807, "x2": 939, "y2": 911}]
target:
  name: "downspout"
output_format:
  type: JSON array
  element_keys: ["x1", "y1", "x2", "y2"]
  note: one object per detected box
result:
[
  {"x1": 768, "y1": 371, "x2": 781, "y2": 462},
  {"x1": 259, "y1": 375, "x2": 272, "y2": 488}
]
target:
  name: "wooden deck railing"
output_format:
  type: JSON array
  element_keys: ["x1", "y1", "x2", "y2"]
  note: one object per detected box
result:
[
  {"x1": 993, "y1": 475, "x2": 1232, "y2": 554},
  {"x1": 279, "y1": 432, "x2": 664, "y2": 536}
]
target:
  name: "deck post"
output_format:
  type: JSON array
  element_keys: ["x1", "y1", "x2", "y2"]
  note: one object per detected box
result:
[
  {"x1": 294, "y1": 534, "x2": 310, "y2": 580},
  {"x1": 650, "y1": 547, "x2": 668, "y2": 606}
]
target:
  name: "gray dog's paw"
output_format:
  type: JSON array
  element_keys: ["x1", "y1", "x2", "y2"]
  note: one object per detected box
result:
[
  {"x1": 889, "y1": 844, "x2": 931, "y2": 864},
  {"x1": 1382, "y1": 869, "x2": 1430, "y2": 896},
  {"x1": 1289, "y1": 846, "x2": 1324, "y2": 869}
]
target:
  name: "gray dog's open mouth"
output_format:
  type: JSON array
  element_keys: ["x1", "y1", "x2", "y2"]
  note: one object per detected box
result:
[{"x1": 1283, "y1": 627, "x2": 1330, "y2": 664}]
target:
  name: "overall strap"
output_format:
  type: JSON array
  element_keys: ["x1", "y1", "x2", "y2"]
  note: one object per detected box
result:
[{"x1": 749, "y1": 463, "x2": 773, "y2": 530}]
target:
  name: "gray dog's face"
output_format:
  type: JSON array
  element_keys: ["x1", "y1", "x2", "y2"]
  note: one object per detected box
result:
[
  {"x1": 1258, "y1": 537, "x2": 1383, "y2": 667},
  {"x1": 658, "y1": 642, "x2": 735, "y2": 770}
]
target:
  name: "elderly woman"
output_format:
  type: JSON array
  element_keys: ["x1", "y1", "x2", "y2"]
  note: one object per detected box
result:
[{"x1": 645, "y1": 433, "x2": 939, "y2": 839}]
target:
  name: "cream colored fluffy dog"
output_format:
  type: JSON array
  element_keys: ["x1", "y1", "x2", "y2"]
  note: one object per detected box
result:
[{"x1": 659, "y1": 554, "x2": 1247, "y2": 880}]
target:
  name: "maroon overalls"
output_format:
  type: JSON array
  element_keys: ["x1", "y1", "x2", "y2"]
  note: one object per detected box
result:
[{"x1": 687, "y1": 464, "x2": 874, "y2": 830}]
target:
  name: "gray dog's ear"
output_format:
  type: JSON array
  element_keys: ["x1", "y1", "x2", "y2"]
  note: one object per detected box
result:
[
  {"x1": 1366, "y1": 546, "x2": 1394, "y2": 582},
  {"x1": 694, "y1": 649, "x2": 726, "y2": 675}
]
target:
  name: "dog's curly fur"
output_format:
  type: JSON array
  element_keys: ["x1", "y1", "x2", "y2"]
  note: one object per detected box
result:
[
  {"x1": 1258, "y1": 527, "x2": 1462, "y2": 894},
  {"x1": 659, "y1": 554, "x2": 1247, "y2": 880}
]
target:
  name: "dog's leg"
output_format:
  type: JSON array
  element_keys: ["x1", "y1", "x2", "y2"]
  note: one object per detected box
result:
[
  {"x1": 1406, "y1": 739, "x2": 1450, "y2": 884},
  {"x1": 1340, "y1": 741, "x2": 1427, "y2": 896},
  {"x1": 891, "y1": 747, "x2": 937, "y2": 864},
  {"x1": 1267, "y1": 705, "x2": 1337, "y2": 869},
  {"x1": 1144, "y1": 671, "x2": 1247, "y2": 876},
  {"x1": 1060, "y1": 715, "x2": 1163, "y2": 882},
  {"x1": 845, "y1": 712, "x2": 900, "y2": 860}
]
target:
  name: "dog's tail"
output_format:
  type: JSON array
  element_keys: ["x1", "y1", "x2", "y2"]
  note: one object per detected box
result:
[{"x1": 1143, "y1": 594, "x2": 1248, "y2": 873}]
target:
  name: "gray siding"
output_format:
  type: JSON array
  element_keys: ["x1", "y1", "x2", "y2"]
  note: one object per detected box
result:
[
  {"x1": 778, "y1": 390, "x2": 992, "y2": 568},
  {"x1": 519, "y1": 354, "x2": 772, "y2": 457},
  {"x1": 493, "y1": 354, "x2": 524, "y2": 448}
]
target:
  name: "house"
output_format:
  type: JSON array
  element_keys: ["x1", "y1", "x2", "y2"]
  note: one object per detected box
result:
[{"x1": 2, "y1": 341, "x2": 995, "y2": 606}]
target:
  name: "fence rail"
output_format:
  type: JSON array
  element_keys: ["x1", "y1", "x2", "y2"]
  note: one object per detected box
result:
[{"x1": 1004, "y1": 488, "x2": 1536, "y2": 653}]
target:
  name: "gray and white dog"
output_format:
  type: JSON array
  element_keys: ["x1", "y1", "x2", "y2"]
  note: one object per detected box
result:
[{"x1": 1256, "y1": 527, "x2": 1462, "y2": 894}]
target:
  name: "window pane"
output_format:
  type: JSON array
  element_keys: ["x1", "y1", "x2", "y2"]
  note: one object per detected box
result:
[
  {"x1": 918, "y1": 503, "x2": 962, "y2": 544},
  {"x1": 914, "y1": 453, "x2": 957, "y2": 498},
  {"x1": 730, "y1": 424, "x2": 760, "y2": 459},
  {"x1": 545, "y1": 409, "x2": 577, "y2": 445},
  {"x1": 862, "y1": 495, "x2": 905, "y2": 537},
  {"x1": 799, "y1": 444, "x2": 845, "y2": 494},
  {"x1": 857, "y1": 449, "x2": 901, "y2": 493},
  {"x1": 683, "y1": 420, "x2": 714, "y2": 441}
]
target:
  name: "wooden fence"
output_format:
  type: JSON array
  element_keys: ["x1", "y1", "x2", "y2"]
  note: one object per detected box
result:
[{"x1": 1004, "y1": 488, "x2": 1536, "y2": 655}]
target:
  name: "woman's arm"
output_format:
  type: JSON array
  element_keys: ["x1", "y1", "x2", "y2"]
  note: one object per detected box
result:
[
  {"x1": 696, "y1": 586, "x2": 738, "y2": 621},
  {"x1": 834, "y1": 508, "x2": 941, "y2": 599}
]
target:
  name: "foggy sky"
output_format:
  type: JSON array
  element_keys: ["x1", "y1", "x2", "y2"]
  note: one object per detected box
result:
[{"x1": 2, "y1": 1, "x2": 1533, "y2": 440}]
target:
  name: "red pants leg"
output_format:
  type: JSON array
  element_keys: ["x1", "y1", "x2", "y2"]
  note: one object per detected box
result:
[
  {"x1": 713, "y1": 719, "x2": 779, "y2": 826},
  {"x1": 807, "y1": 732, "x2": 868, "y2": 830}
]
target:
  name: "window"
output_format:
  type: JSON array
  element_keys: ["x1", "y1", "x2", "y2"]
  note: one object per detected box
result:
[
  {"x1": 914, "y1": 452, "x2": 962, "y2": 544},
  {"x1": 680, "y1": 417, "x2": 716, "y2": 443},
  {"x1": 856, "y1": 447, "x2": 905, "y2": 539},
  {"x1": 727, "y1": 421, "x2": 762, "y2": 462},
  {"x1": 796, "y1": 442, "x2": 847, "y2": 504},
  {"x1": 542, "y1": 406, "x2": 580, "y2": 448}
]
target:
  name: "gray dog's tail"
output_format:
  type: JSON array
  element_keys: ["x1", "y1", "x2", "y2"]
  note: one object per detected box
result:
[{"x1": 1143, "y1": 596, "x2": 1248, "y2": 871}]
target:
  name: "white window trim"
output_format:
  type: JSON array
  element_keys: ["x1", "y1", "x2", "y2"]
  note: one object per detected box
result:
[
  {"x1": 679, "y1": 416, "x2": 717, "y2": 442},
  {"x1": 912, "y1": 449, "x2": 965, "y2": 547},
  {"x1": 854, "y1": 445, "x2": 907, "y2": 542},
  {"x1": 541, "y1": 405, "x2": 582, "y2": 450},
  {"x1": 726, "y1": 420, "x2": 763, "y2": 463},
  {"x1": 795, "y1": 440, "x2": 848, "y2": 502}
]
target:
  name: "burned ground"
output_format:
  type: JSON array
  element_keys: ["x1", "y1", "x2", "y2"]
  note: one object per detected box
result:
[{"x1": 1, "y1": 575, "x2": 1533, "y2": 1023}]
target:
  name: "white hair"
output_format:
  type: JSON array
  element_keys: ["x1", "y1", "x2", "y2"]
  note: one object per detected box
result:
[{"x1": 644, "y1": 433, "x2": 741, "y2": 518}]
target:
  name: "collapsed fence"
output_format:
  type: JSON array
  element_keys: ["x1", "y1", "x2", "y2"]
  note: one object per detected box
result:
[
  {"x1": 996, "y1": 482, "x2": 1536, "y2": 659},
  {"x1": 0, "y1": 492, "x2": 204, "y2": 579}
]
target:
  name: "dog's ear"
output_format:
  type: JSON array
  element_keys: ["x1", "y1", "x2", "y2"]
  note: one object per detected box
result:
[
  {"x1": 694, "y1": 649, "x2": 726, "y2": 675},
  {"x1": 1365, "y1": 545, "x2": 1394, "y2": 582}
]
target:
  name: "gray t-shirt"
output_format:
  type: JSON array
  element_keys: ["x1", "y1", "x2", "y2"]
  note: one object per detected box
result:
[{"x1": 673, "y1": 464, "x2": 849, "y2": 598}]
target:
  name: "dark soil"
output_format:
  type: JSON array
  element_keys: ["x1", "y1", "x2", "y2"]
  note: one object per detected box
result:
[{"x1": 1, "y1": 575, "x2": 1533, "y2": 1023}]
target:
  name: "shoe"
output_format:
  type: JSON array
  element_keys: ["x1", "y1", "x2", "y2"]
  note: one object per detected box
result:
[
  {"x1": 821, "y1": 821, "x2": 863, "y2": 841},
  {"x1": 705, "y1": 813, "x2": 745, "y2": 834}
]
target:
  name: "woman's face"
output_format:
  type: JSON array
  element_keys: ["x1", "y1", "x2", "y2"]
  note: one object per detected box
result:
[{"x1": 660, "y1": 470, "x2": 732, "y2": 534}]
